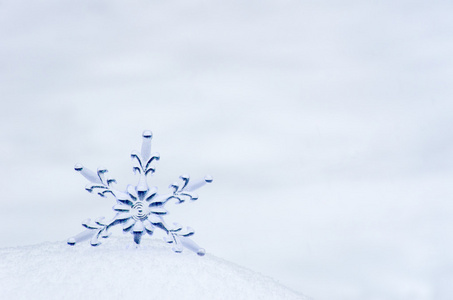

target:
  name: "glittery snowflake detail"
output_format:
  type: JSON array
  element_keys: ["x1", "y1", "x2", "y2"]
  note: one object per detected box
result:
[{"x1": 67, "y1": 131, "x2": 212, "y2": 256}]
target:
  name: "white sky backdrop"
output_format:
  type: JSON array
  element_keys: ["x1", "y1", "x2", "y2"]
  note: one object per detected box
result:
[{"x1": 1, "y1": 1, "x2": 453, "y2": 299}]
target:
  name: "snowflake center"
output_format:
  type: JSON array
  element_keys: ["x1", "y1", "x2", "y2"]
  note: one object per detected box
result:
[{"x1": 131, "y1": 202, "x2": 148, "y2": 220}]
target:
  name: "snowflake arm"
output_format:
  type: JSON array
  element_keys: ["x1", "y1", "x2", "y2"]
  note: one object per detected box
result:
[{"x1": 154, "y1": 174, "x2": 213, "y2": 205}]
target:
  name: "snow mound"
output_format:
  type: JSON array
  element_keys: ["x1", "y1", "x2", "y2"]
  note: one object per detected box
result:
[{"x1": 0, "y1": 237, "x2": 308, "y2": 300}]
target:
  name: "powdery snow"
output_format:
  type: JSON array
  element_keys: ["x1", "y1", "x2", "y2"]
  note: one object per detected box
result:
[{"x1": 0, "y1": 237, "x2": 308, "y2": 300}]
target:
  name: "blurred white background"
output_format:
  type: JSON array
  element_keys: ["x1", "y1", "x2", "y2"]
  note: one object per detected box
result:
[{"x1": 1, "y1": 1, "x2": 453, "y2": 299}]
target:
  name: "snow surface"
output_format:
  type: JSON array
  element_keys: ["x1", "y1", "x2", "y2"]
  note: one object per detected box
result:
[{"x1": 0, "y1": 237, "x2": 308, "y2": 300}]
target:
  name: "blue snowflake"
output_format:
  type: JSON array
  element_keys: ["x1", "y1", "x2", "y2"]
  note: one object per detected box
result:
[{"x1": 67, "y1": 131, "x2": 212, "y2": 255}]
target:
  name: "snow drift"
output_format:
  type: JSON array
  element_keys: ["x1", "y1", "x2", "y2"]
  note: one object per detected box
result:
[{"x1": 0, "y1": 237, "x2": 308, "y2": 300}]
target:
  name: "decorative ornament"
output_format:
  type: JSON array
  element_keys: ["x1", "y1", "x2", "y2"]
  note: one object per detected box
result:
[{"x1": 67, "y1": 130, "x2": 212, "y2": 256}]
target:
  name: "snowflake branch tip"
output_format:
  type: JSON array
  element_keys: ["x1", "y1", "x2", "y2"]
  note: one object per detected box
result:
[
  {"x1": 142, "y1": 130, "x2": 152, "y2": 138},
  {"x1": 205, "y1": 175, "x2": 213, "y2": 183}
]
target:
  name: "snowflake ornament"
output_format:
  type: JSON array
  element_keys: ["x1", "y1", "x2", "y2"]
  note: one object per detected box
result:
[{"x1": 67, "y1": 130, "x2": 212, "y2": 256}]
